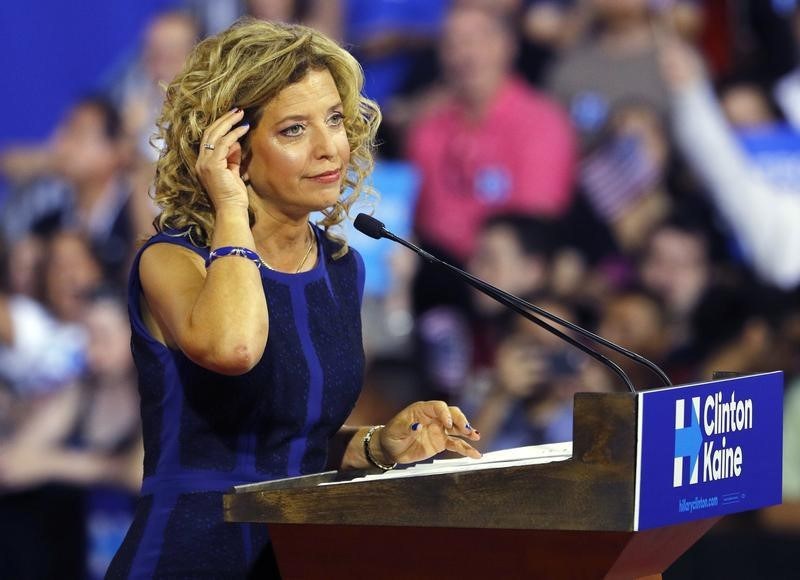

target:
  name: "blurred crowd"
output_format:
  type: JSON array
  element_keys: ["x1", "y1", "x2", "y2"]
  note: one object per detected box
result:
[{"x1": 2, "y1": 0, "x2": 800, "y2": 577}]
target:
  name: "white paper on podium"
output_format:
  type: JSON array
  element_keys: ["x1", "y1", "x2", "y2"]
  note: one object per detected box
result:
[{"x1": 318, "y1": 441, "x2": 573, "y2": 486}]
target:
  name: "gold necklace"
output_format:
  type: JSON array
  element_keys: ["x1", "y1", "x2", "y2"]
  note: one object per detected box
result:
[
  {"x1": 262, "y1": 223, "x2": 315, "y2": 273},
  {"x1": 293, "y1": 223, "x2": 316, "y2": 273}
]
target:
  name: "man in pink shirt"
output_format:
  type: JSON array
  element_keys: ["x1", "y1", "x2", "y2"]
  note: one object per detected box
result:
[{"x1": 407, "y1": 3, "x2": 576, "y2": 263}]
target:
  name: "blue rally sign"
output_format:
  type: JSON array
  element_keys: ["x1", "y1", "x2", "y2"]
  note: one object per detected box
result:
[{"x1": 635, "y1": 372, "x2": 783, "y2": 530}]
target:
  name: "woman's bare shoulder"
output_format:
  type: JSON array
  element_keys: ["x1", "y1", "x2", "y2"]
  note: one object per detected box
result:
[
  {"x1": 139, "y1": 240, "x2": 205, "y2": 279},
  {"x1": 138, "y1": 240, "x2": 208, "y2": 306}
]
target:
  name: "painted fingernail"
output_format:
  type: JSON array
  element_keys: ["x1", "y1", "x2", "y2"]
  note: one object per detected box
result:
[
  {"x1": 474, "y1": 430, "x2": 481, "y2": 436},
  {"x1": 410, "y1": 422, "x2": 420, "y2": 431},
  {"x1": 231, "y1": 106, "x2": 240, "y2": 113}
]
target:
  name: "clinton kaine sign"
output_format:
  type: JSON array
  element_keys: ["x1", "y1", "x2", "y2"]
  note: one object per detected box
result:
[{"x1": 635, "y1": 372, "x2": 783, "y2": 530}]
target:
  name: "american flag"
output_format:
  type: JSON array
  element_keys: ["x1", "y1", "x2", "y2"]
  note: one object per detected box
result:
[{"x1": 579, "y1": 134, "x2": 659, "y2": 222}]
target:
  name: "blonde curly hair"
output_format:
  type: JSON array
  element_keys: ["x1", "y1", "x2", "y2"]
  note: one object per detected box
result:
[{"x1": 152, "y1": 18, "x2": 381, "y2": 256}]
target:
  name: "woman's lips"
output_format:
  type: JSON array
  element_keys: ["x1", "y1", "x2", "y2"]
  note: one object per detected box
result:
[{"x1": 308, "y1": 169, "x2": 341, "y2": 184}]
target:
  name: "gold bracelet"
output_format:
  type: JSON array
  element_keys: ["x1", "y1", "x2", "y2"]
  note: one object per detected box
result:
[{"x1": 363, "y1": 425, "x2": 397, "y2": 471}]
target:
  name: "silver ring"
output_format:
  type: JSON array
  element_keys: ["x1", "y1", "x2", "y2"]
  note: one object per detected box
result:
[{"x1": 203, "y1": 143, "x2": 215, "y2": 150}]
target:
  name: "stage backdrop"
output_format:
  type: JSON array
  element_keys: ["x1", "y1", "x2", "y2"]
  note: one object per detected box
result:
[{"x1": 0, "y1": 0, "x2": 178, "y2": 147}]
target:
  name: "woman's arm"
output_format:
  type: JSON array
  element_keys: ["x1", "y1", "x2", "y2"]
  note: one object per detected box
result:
[
  {"x1": 0, "y1": 439, "x2": 144, "y2": 493},
  {"x1": 139, "y1": 109, "x2": 268, "y2": 375},
  {"x1": 3, "y1": 386, "x2": 81, "y2": 450},
  {"x1": 139, "y1": 212, "x2": 267, "y2": 375},
  {"x1": 0, "y1": 386, "x2": 143, "y2": 493}
]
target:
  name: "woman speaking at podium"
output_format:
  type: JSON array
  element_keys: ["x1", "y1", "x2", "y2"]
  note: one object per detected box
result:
[{"x1": 106, "y1": 18, "x2": 480, "y2": 579}]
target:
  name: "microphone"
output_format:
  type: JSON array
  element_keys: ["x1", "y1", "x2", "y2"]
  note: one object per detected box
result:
[{"x1": 354, "y1": 213, "x2": 673, "y2": 394}]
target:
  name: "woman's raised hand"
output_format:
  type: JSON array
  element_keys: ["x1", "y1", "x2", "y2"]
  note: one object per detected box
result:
[
  {"x1": 657, "y1": 35, "x2": 704, "y2": 93},
  {"x1": 378, "y1": 401, "x2": 481, "y2": 465},
  {"x1": 195, "y1": 108, "x2": 251, "y2": 210}
]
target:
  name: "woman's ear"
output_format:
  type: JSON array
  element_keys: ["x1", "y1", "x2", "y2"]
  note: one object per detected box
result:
[{"x1": 240, "y1": 152, "x2": 251, "y2": 183}]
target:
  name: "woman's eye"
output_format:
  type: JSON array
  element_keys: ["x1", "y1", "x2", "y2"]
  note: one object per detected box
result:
[
  {"x1": 328, "y1": 113, "x2": 345, "y2": 126},
  {"x1": 280, "y1": 124, "x2": 304, "y2": 137}
]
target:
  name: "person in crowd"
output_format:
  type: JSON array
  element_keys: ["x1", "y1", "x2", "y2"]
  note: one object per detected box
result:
[
  {"x1": 416, "y1": 213, "x2": 558, "y2": 408},
  {"x1": 408, "y1": 2, "x2": 576, "y2": 265},
  {"x1": 547, "y1": 0, "x2": 673, "y2": 147},
  {"x1": 766, "y1": 295, "x2": 800, "y2": 530},
  {"x1": 661, "y1": 37, "x2": 800, "y2": 290},
  {"x1": 579, "y1": 101, "x2": 673, "y2": 256},
  {"x1": 716, "y1": 74, "x2": 800, "y2": 192},
  {"x1": 471, "y1": 293, "x2": 586, "y2": 452},
  {"x1": 718, "y1": 76, "x2": 784, "y2": 129},
  {"x1": 0, "y1": 236, "x2": 50, "y2": 438},
  {"x1": 768, "y1": 372, "x2": 800, "y2": 530},
  {"x1": 112, "y1": 11, "x2": 200, "y2": 249},
  {"x1": 743, "y1": 291, "x2": 800, "y2": 529},
  {"x1": 106, "y1": 19, "x2": 481, "y2": 578},
  {"x1": 44, "y1": 231, "x2": 104, "y2": 325},
  {"x1": 114, "y1": 11, "x2": 200, "y2": 165},
  {"x1": 525, "y1": 0, "x2": 702, "y2": 60},
  {"x1": 3, "y1": 235, "x2": 44, "y2": 299},
  {"x1": 594, "y1": 287, "x2": 669, "y2": 390},
  {"x1": 245, "y1": 0, "x2": 308, "y2": 26},
  {"x1": 518, "y1": 0, "x2": 577, "y2": 84},
  {"x1": 0, "y1": 290, "x2": 142, "y2": 580},
  {"x1": 637, "y1": 214, "x2": 716, "y2": 382},
  {"x1": 467, "y1": 213, "x2": 555, "y2": 319},
  {"x1": 383, "y1": 0, "x2": 571, "y2": 156},
  {"x1": 343, "y1": 0, "x2": 448, "y2": 109},
  {"x1": 0, "y1": 231, "x2": 100, "y2": 406},
  {"x1": 736, "y1": 0, "x2": 797, "y2": 85},
  {"x1": 0, "y1": 97, "x2": 136, "y2": 284},
  {"x1": 688, "y1": 282, "x2": 782, "y2": 381},
  {"x1": 639, "y1": 216, "x2": 712, "y2": 330},
  {"x1": 185, "y1": 0, "x2": 342, "y2": 38},
  {"x1": 0, "y1": 232, "x2": 105, "y2": 579}
]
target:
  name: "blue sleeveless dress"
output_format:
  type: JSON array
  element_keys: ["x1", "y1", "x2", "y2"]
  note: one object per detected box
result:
[{"x1": 106, "y1": 225, "x2": 365, "y2": 578}]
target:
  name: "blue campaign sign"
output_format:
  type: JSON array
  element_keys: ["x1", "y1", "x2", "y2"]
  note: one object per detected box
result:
[
  {"x1": 312, "y1": 160, "x2": 419, "y2": 297},
  {"x1": 737, "y1": 124, "x2": 800, "y2": 193},
  {"x1": 635, "y1": 372, "x2": 783, "y2": 531}
]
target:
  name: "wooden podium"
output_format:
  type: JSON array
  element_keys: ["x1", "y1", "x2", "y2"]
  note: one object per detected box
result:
[{"x1": 224, "y1": 374, "x2": 783, "y2": 579}]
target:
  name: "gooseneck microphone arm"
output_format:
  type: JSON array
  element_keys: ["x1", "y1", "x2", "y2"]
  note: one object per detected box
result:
[{"x1": 355, "y1": 213, "x2": 673, "y2": 394}]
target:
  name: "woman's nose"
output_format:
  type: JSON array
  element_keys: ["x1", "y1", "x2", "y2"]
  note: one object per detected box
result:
[{"x1": 312, "y1": 127, "x2": 337, "y2": 159}]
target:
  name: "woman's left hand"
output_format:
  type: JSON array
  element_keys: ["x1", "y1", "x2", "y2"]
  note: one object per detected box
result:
[{"x1": 378, "y1": 401, "x2": 481, "y2": 465}]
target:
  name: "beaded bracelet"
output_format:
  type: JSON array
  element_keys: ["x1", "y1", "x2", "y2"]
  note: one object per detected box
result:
[
  {"x1": 205, "y1": 246, "x2": 263, "y2": 269},
  {"x1": 363, "y1": 425, "x2": 397, "y2": 471}
]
